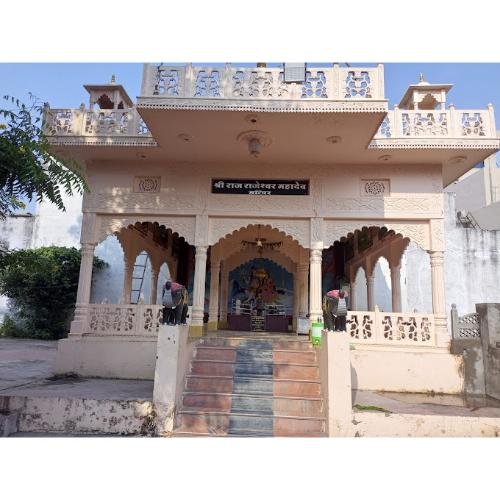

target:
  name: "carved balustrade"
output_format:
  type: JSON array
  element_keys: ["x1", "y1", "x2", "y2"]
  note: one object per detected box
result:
[
  {"x1": 375, "y1": 107, "x2": 496, "y2": 139},
  {"x1": 141, "y1": 64, "x2": 385, "y2": 100},
  {"x1": 346, "y1": 310, "x2": 436, "y2": 346},
  {"x1": 44, "y1": 108, "x2": 150, "y2": 137},
  {"x1": 85, "y1": 304, "x2": 163, "y2": 336}
]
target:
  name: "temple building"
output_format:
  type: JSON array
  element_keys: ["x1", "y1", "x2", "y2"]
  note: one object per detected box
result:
[{"x1": 44, "y1": 63, "x2": 499, "y2": 395}]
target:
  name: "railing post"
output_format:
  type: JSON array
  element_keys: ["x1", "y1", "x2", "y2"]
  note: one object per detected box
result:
[
  {"x1": 377, "y1": 64, "x2": 385, "y2": 99},
  {"x1": 487, "y1": 103, "x2": 496, "y2": 137},
  {"x1": 448, "y1": 105, "x2": 457, "y2": 137}
]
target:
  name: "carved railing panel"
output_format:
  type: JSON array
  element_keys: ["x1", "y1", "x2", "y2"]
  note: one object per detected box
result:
[
  {"x1": 44, "y1": 108, "x2": 152, "y2": 137},
  {"x1": 141, "y1": 64, "x2": 383, "y2": 100},
  {"x1": 86, "y1": 304, "x2": 163, "y2": 336},
  {"x1": 347, "y1": 311, "x2": 435, "y2": 346},
  {"x1": 401, "y1": 111, "x2": 448, "y2": 136},
  {"x1": 374, "y1": 108, "x2": 495, "y2": 139}
]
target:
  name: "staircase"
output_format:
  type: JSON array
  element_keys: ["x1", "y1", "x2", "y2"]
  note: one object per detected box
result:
[{"x1": 173, "y1": 335, "x2": 326, "y2": 437}]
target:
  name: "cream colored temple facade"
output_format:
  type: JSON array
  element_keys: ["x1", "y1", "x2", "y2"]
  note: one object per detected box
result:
[{"x1": 44, "y1": 63, "x2": 499, "y2": 394}]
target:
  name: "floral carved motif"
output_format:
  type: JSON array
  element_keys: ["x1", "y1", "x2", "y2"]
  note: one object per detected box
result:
[
  {"x1": 461, "y1": 112, "x2": 486, "y2": 136},
  {"x1": 345, "y1": 71, "x2": 372, "y2": 98},
  {"x1": 194, "y1": 70, "x2": 220, "y2": 97},
  {"x1": 85, "y1": 111, "x2": 132, "y2": 135},
  {"x1": 301, "y1": 71, "x2": 328, "y2": 99},
  {"x1": 402, "y1": 112, "x2": 448, "y2": 136},
  {"x1": 46, "y1": 110, "x2": 75, "y2": 135},
  {"x1": 84, "y1": 192, "x2": 200, "y2": 212},
  {"x1": 134, "y1": 176, "x2": 161, "y2": 193},
  {"x1": 154, "y1": 68, "x2": 180, "y2": 96},
  {"x1": 324, "y1": 197, "x2": 437, "y2": 214},
  {"x1": 232, "y1": 70, "x2": 288, "y2": 98},
  {"x1": 87, "y1": 305, "x2": 163, "y2": 336},
  {"x1": 361, "y1": 179, "x2": 389, "y2": 197}
]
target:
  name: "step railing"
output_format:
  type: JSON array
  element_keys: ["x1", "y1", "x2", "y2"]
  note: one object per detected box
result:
[
  {"x1": 141, "y1": 63, "x2": 385, "y2": 101},
  {"x1": 375, "y1": 106, "x2": 496, "y2": 139},
  {"x1": 346, "y1": 310, "x2": 436, "y2": 346}
]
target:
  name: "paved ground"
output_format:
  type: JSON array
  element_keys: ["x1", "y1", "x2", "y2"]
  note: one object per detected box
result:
[
  {"x1": 0, "y1": 338, "x2": 58, "y2": 392},
  {"x1": 0, "y1": 337, "x2": 153, "y2": 400},
  {"x1": 2, "y1": 336, "x2": 500, "y2": 421}
]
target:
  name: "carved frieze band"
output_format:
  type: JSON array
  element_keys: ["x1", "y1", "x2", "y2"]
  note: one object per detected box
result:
[
  {"x1": 323, "y1": 220, "x2": 431, "y2": 250},
  {"x1": 83, "y1": 192, "x2": 200, "y2": 212},
  {"x1": 96, "y1": 215, "x2": 196, "y2": 245},
  {"x1": 323, "y1": 196, "x2": 442, "y2": 215},
  {"x1": 208, "y1": 218, "x2": 310, "y2": 248}
]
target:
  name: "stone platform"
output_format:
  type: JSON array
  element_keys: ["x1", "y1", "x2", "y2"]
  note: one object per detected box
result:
[{"x1": 2, "y1": 336, "x2": 500, "y2": 437}]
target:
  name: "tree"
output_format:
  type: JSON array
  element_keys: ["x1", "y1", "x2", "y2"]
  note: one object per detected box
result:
[
  {"x1": 0, "y1": 246, "x2": 106, "y2": 340},
  {"x1": 0, "y1": 94, "x2": 88, "y2": 218}
]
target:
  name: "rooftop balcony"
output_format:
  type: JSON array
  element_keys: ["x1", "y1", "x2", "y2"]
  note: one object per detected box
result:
[
  {"x1": 138, "y1": 63, "x2": 386, "y2": 103},
  {"x1": 43, "y1": 65, "x2": 499, "y2": 182},
  {"x1": 374, "y1": 106, "x2": 497, "y2": 141}
]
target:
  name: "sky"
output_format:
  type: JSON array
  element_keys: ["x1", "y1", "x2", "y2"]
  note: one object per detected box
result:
[{"x1": 2, "y1": 63, "x2": 500, "y2": 111}]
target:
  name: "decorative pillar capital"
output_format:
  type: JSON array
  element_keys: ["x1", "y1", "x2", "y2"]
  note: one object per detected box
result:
[
  {"x1": 429, "y1": 250, "x2": 444, "y2": 267},
  {"x1": 195, "y1": 245, "x2": 208, "y2": 260},
  {"x1": 310, "y1": 247, "x2": 322, "y2": 263}
]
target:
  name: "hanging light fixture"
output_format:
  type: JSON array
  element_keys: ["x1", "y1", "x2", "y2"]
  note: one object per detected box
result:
[{"x1": 241, "y1": 225, "x2": 283, "y2": 255}]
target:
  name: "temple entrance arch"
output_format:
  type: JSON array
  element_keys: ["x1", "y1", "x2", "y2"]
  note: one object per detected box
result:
[{"x1": 206, "y1": 223, "x2": 310, "y2": 334}]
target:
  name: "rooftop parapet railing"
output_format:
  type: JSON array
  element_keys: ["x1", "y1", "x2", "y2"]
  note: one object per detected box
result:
[
  {"x1": 139, "y1": 63, "x2": 386, "y2": 101},
  {"x1": 43, "y1": 107, "x2": 151, "y2": 138},
  {"x1": 374, "y1": 105, "x2": 497, "y2": 139}
]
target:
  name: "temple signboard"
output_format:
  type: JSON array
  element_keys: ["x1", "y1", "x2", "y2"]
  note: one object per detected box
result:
[{"x1": 211, "y1": 179, "x2": 309, "y2": 195}]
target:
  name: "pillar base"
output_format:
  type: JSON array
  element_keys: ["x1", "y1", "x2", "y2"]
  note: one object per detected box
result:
[
  {"x1": 206, "y1": 320, "x2": 218, "y2": 332},
  {"x1": 218, "y1": 320, "x2": 228, "y2": 329},
  {"x1": 189, "y1": 324, "x2": 204, "y2": 337}
]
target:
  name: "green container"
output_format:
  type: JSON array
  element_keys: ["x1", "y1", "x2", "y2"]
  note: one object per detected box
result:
[{"x1": 311, "y1": 321, "x2": 323, "y2": 346}]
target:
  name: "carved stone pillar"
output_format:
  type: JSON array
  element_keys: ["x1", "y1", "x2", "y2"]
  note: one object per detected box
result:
[
  {"x1": 429, "y1": 250, "x2": 449, "y2": 347},
  {"x1": 366, "y1": 274, "x2": 375, "y2": 311},
  {"x1": 70, "y1": 242, "x2": 96, "y2": 335},
  {"x1": 219, "y1": 266, "x2": 229, "y2": 329},
  {"x1": 350, "y1": 280, "x2": 357, "y2": 311},
  {"x1": 309, "y1": 246, "x2": 323, "y2": 322},
  {"x1": 121, "y1": 256, "x2": 134, "y2": 304},
  {"x1": 150, "y1": 267, "x2": 159, "y2": 305},
  {"x1": 390, "y1": 264, "x2": 401, "y2": 313},
  {"x1": 207, "y1": 259, "x2": 221, "y2": 331},
  {"x1": 293, "y1": 271, "x2": 299, "y2": 331},
  {"x1": 298, "y1": 263, "x2": 309, "y2": 317},
  {"x1": 190, "y1": 245, "x2": 208, "y2": 337}
]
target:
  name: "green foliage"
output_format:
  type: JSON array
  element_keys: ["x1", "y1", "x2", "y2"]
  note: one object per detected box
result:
[
  {"x1": 0, "y1": 246, "x2": 106, "y2": 340},
  {"x1": 0, "y1": 94, "x2": 88, "y2": 218}
]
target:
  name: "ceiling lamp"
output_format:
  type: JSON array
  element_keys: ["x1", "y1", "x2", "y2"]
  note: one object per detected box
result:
[
  {"x1": 241, "y1": 225, "x2": 282, "y2": 255},
  {"x1": 237, "y1": 130, "x2": 272, "y2": 159}
]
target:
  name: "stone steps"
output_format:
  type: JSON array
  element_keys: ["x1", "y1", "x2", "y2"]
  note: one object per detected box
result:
[
  {"x1": 175, "y1": 411, "x2": 326, "y2": 437},
  {"x1": 173, "y1": 334, "x2": 326, "y2": 437},
  {"x1": 195, "y1": 346, "x2": 317, "y2": 364},
  {"x1": 182, "y1": 392, "x2": 324, "y2": 417},
  {"x1": 185, "y1": 375, "x2": 322, "y2": 397}
]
